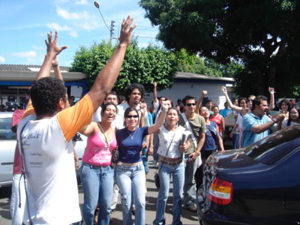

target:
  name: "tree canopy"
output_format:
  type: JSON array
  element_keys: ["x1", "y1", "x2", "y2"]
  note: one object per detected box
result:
[
  {"x1": 139, "y1": 0, "x2": 300, "y2": 97},
  {"x1": 70, "y1": 39, "x2": 177, "y2": 94}
]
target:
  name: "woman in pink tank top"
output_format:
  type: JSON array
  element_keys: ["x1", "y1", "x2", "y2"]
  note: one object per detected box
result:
[{"x1": 79, "y1": 102, "x2": 117, "y2": 225}]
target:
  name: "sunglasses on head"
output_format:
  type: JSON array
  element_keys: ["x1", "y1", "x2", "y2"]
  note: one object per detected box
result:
[
  {"x1": 126, "y1": 115, "x2": 139, "y2": 118},
  {"x1": 186, "y1": 103, "x2": 196, "y2": 106}
]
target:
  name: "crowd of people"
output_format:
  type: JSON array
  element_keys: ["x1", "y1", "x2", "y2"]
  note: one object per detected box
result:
[{"x1": 7, "y1": 15, "x2": 300, "y2": 225}]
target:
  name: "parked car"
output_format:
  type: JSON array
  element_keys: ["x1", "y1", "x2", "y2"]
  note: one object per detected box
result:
[
  {"x1": 0, "y1": 112, "x2": 16, "y2": 187},
  {"x1": 0, "y1": 112, "x2": 86, "y2": 188},
  {"x1": 197, "y1": 125, "x2": 300, "y2": 225}
]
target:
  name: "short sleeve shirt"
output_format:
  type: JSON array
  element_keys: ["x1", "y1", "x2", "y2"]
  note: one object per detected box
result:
[
  {"x1": 178, "y1": 113, "x2": 206, "y2": 154},
  {"x1": 118, "y1": 126, "x2": 149, "y2": 163},
  {"x1": 242, "y1": 113, "x2": 271, "y2": 147}
]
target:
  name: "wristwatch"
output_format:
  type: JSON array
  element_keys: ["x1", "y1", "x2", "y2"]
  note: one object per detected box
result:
[{"x1": 272, "y1": 118, "x2": 277, "y2": 123}]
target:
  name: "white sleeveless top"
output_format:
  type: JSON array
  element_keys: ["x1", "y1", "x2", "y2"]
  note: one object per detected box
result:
[{"x1": 157, "y1": 125, "x2": 190, "y2": 158}]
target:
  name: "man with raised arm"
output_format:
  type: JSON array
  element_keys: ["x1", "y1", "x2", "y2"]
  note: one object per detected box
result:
[{"x1": 17, "y1": 16, "x2": 136, "y2": 225}]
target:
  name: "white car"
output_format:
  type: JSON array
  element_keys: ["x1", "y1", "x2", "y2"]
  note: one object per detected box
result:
[
  {"x1": 0, "y1": 112, "x2": 86, "y2": 187},
  {"x1": 0, "y1": 112, "x2": 16, "y2": 187}
]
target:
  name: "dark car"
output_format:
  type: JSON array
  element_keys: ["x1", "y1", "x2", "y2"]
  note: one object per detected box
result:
[{"x1": 197, "y1": 125, "x2": 300, "y2": 225}]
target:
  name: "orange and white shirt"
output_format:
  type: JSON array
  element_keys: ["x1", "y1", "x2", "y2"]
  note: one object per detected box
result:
[{"x1": 17, "y1": 94, "x2": 93, "y2": 225}]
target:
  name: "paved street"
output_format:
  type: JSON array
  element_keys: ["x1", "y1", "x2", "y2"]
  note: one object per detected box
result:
[{"x1": 0, "y1": 162, "x2": 199, "y2": 225}]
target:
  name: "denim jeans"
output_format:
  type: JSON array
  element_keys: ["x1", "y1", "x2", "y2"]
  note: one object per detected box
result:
[
  {"x1": 80, "y1": 163, "x2": 114, "y2": 225},
  {"x1": 153, "y1": 133, "x2": 160, "y2": 162},
  {"x1": 116, "y1": 163, "x2": 145, "y2": 225},
  {"x1": 141, "y1": 147, "x2": 149, "y2": 174},
  {"x1": 232, "y1": 133, "x2": 239, "y2": 149},
  {"x1": 153, "y1": 162, "x2": 184, "y2": 225},
  {"x1": 183, "y1": 154, "x2": 198, "y2": 207}
]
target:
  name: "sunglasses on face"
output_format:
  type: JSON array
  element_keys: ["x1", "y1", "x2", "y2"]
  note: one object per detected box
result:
[
  {"x1": 126, "y1": 115, "x2": 139, "y2": 118},
  {"x1": 186, "y1": 103, "x2": 196, "y2": 107}
]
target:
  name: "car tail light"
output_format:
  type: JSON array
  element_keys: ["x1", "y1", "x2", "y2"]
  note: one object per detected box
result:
[{"x1": 208, "y1": 178, "x2": 233, "y2": 205}]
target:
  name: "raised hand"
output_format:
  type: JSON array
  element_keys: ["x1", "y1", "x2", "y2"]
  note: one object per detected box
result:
[
  {"x1": 202, "y1": 90, "x2": 207, "y2": 95},
  {"x1": 269, "y1": 87, "x2": 275, "y2": 94},
  {"x1": 118, "y1": 15, "x2": 137, "y2": 47},
  {"x1": 45, "y1": 31, "x2": 67, "y2": 57},
  {"x1": 161, "y1": 101, "x2": 170, "y2": 111},
  {"x1": 221, "y1": 86, "x2": 227, "y2": 94},
  {"x1": 140, "y1": 102, "x2": 147, "y2": 117}
]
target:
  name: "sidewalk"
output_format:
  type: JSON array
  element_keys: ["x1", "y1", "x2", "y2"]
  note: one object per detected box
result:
[{"x1": 78, "y1": 162, "x2": 199, "y2": 225}]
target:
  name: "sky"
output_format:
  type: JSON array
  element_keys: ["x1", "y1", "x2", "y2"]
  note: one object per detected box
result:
[{"x1": 0, "y1": 0, "x2": 161, "y2": 67}]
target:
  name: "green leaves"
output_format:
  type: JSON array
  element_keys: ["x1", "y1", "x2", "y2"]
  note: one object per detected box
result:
[{"x1": 71, "y1": 39, "x2": 176, "y2": 94}]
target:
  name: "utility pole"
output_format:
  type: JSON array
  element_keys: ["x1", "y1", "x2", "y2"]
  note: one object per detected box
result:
[{"x1": 110, "y1": 20, "x2": 115, "y2": 41}]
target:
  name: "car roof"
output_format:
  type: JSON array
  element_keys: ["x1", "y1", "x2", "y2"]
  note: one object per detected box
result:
[{"x1": 0, "y1": 112, "x2": 13, "y2": 118}]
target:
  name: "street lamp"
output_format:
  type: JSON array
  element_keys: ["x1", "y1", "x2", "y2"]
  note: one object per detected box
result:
[{"x1": 94, "y1": 1, "x2": 115, "y2": 41}]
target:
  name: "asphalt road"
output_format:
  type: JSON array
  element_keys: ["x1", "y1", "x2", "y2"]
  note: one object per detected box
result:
[{"x1": 0, "y1": 162, "x2": 199, "y2": 225}]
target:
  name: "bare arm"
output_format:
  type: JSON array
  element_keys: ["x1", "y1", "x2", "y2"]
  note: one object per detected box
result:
[
  {"x1": 268, "y1": 87, "x2": 275, "y2": 110},
  {"x1": 220, "y1": 115, "x2": 225, "y2": 138},
  {"x1": 52, "y1": 56, "x2": 63, "y2": 80},
  {"x1": 251, "y1": 114, "x2": 284, "y2": 134},
  {"x1": 217, "y1": 130, "x2": 225, "y2": 152},
  {"x1": 148, "y1": 102, "x2": 168, "y2": 134},
  {"x1": 221, "y1": 86, "x2": 243, "y2": 113},
  {"x1": 79, "y1": 123, "x2": 97, "y2": 136},
  {"x1": 153, "y1": 82, "x2": 158, "y2": 103},
  {"x1": 195, "y1": 90, "x2": 207, "y2": 114},
  {"x1": 87, "y1": 16, "x2": 137, "y2": 113},
  {"x1": 188, "y1": 132, "x2": 206, "y2": 162}
]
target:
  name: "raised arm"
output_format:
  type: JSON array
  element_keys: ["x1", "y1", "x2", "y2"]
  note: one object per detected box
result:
[
  {"x1": 268, "y1": 87, "x2": 275, "y2": 110},
  {"x1": 79, "y1": 123, "x2": 97, "y2": 137},
  {"x1": 153, "y1": 82, "x2": 158, "y2": 104},
  {"x1": 195, "y1": 90, "x2": 207, "y2": 114},
  {"x1": 52, "y1": 56, "x2": 63, "y2": 80},
  {"x1": 87, "y1": 16, "x2": 137, "y2": 112},
  {"x1": 147, "y1": 102, "x2": 168, "y2": 134},
  {"x1": 221, "y1": 86, "x2": 243, "y2": 113},
  {"x1": 37, "y1": 31, "x2": 67, "y2": 81}
]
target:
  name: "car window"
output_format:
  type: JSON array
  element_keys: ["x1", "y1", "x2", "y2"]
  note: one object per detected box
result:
[
  {"x1": 244, "y1": 125, "x2": 300, "y2": 165},
  {"x1": 0, "y1": 117, "x2": 15, "y2": 140}
]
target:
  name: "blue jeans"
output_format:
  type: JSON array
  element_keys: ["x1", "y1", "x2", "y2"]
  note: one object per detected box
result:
[
  {"x1": 116, "y1": 163, "x2": 145, "y2": 225},
  {"x1": 232, "y1": 133, "x2": 239, "y2": 149},
  {"x1": 141, "y1": 148, "x2": 149, "y2": 174},
  {"x1": 153, "y1": 133, "x2": 160, "y2": 161},
  {"x1": 80, "y1": 163, "x2": 114, "y2": 225},
  {"x1": 183, "y1": 154, "x2": 198, "y2": 207},
  {"x1": 153, "y1": 162, "x2": 184, "y2": 225}
]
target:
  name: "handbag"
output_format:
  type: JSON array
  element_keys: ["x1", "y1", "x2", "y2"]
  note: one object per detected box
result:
[
  {"x1": 99, "y1": 123, "x2": 119, "y2": 163},
  {"x1": 112, "y1": 147, "x2": 119, "y2": 163},
  {"x1": 154, "y1": 129, "x2": 176, "y2": 189}
]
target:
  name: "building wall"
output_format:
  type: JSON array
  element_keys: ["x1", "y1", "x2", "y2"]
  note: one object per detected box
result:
[{"x1": 143, "y1": 81, "x2": 235, "y2": 110}]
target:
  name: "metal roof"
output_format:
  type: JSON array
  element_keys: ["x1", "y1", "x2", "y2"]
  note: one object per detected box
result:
[
  {"x1": 0, "y1": 64, "x2": 85, "y2": 82},
  {"x1": 176, "y1": 72, "x2": 235, "y2": 82}
]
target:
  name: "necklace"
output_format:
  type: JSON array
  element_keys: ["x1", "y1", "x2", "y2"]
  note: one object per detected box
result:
[{"x1": 128, "y1": 129, "x2": 137, "y2": 140}]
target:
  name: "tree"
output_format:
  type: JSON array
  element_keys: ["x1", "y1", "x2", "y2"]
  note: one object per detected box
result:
[
  {"x1": 71, "y1": 39, "x2": 177, "y2": 94},
  {"x1": 139, "y1": 0, "x2": 300, "y2": 97}
]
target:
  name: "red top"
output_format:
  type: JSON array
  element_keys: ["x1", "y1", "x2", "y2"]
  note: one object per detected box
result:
[
  {"x1": 11, "y1": 109, "x2": 25, "y2": 175},
  {"x1": 210, "y1": 114, "x2": 222, "y2": 134}
]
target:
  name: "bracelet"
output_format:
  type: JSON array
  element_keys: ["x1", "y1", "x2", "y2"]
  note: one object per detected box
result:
[
  {"x1": 163, "y1": 109, "x2": 168, "y2": 113},
  {"x1": 52, "y1": 64, "x2": 59, "y2": 67}
]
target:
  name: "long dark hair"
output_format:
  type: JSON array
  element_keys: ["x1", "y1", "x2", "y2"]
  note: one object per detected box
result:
[{"x1": 287, "y1": 107, "x2": 300, "y2": 126}]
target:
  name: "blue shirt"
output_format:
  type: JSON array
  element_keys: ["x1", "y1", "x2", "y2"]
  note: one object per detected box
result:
[
  {"x1": 118, "y1": 126, "x2": 149, "y2": 163},
  {"x1": 220, "y1": 108, "x2": 232, "y2": 118},
  {"x1": 202, "y1": 122, "x2": 218, "y2": 151},
  {"x1": 242, "y1": 113, "x2": 271, "y2": 148}
]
